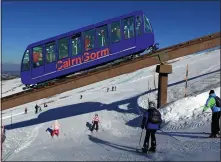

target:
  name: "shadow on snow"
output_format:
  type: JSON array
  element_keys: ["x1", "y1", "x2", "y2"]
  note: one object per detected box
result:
[{"x1": 5, "y1": 69, "x2": 219, "y2": 131}]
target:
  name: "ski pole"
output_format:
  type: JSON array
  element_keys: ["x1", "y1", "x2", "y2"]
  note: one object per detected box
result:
[
  {"x1": 138, "y1": 129, "x2": 144, "y2": 147},
  {"x1": 60, "y1": 127, "x2": 66, "y2": 136},
  {"x1": 159, "y1": 129, "x2": 180, "y2": 141},
  {"x1": 100, "y1": 123, "x2": 104, "y2": 132}
]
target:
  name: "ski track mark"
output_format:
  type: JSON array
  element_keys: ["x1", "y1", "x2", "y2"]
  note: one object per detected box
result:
[{"x1": 15, "y1": 124, "x2": 43, "y2": 154}]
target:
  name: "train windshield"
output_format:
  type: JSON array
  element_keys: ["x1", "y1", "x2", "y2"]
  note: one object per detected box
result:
[
  {"x1": 21, "y1": 49, "x2": 30, "y2": 71},
  {"x1": 144, "y1": 15, "x2": 152, "y2": 33}
]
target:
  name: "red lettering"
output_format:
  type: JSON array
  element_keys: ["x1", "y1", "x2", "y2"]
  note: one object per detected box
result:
[
  {"x1": 90, "y1": 52, "x2": 97, "y2": 60},
  {"x1": 71, "y1": 58, "x2": 76, "y2": 65},
  {"x1": 63, "y1": 60, "x2": 69, "y2": 69},
  {"x1": 68, "y1": 58, "x2": 71, "y2": 66},
  {"x1": 96, "y1": 51, "x2": 101, "y2": 58},
  {"x1": 57, "y1": 48, "x2": 110, "y2": 70},
  {"x1": 76, "y1": 57, "x2": 82, "y2": 64},
  {"x1": 84, "y1": 52, "x2": 90, "y2": 62},
  {"x1": 100, "y1": 48, "x2": 109, "y2": 57},
  {"x1": 57, "y1": 61, "x2": 63, "y2": 70}
]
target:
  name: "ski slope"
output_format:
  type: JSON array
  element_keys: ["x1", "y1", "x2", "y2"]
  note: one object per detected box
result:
[{"x1": 1, "y1": 49, "x2": 220, "y2": 161}]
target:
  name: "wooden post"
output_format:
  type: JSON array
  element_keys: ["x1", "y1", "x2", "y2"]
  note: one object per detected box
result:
[
  {"x1": 184, "y1": 64, "x2": 189, "y2": 97},
  {"x1": 156, "y1": 64, "x2": 172, "y2": 108}
]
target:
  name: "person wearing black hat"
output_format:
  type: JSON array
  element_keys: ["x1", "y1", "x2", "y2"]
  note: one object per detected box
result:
[
  {"x1": 203, "y1": 90, "x2": 221, "y2": 137},
  {"x1": 141, "y1": 101, "x2": 162, "y2": 153}
]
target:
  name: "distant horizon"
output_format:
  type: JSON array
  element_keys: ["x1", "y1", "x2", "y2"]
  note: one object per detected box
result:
[{"x1": 2, "y1": 1, "x2": 220, "y2": 64}]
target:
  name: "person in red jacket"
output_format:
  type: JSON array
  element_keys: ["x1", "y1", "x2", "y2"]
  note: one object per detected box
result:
[{"x1": 91, "y1": 114, "x2": 100, "y2": 132}]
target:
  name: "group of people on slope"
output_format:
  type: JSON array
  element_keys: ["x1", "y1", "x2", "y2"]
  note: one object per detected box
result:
[
  {"x1": 2, "y1": 90, "x2": 220, "y2": 153},
  {"x1": 139, "y1": 89, "x2": 221, "y2": 153}
]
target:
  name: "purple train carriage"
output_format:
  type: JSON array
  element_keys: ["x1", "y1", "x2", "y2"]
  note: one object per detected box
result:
[{"x1": 21, "y1": 10, "x2": 158, "y2": 89}]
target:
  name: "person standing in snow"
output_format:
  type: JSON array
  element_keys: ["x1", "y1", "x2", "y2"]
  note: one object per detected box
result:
[
  {"x1": 91, "y1": 114, "x2": 100, "y2": 132},
  {"x1": 44, "y1": 103, "x2": 48, "y2": 108},
  {"x1": 203, "y1": 90, "x2": 221, "y2": 137},
  {"x1": 141, "y1": 101, "x2": 162, "y2": 153},
  {"x1": 51, "y1": 120, "x2": 61, "y2": 137},
  {"x1": 1, "y1": 125, "x2": 6, "y2": 143},
  {"x1": 35, "y1": 104, "x2": 39, "y2": 114}
]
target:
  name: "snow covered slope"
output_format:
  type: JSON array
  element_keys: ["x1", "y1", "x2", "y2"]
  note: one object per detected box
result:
[
  {"x1": 2, "y1": 78, "x2": 24, "y2": 97},
  {"x1": 1, "y1": 49, "x2": 220, "y2": 161}
]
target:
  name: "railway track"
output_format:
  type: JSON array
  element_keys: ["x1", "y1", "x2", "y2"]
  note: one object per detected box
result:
[{"x1": 1, "y1": 32, "x2": 220, "y2": 110}]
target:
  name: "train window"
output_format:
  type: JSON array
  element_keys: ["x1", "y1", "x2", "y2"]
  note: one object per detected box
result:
[
  {"x1": 22, "y1": 50, "x2": 30, "y2": 71},
  {"x1": 136, "y1": 16, "x2": 142, "y2": 36},
  {"x1": 32, "y1": 46, "x2": 43, "y2": 68},
  {"x1": 97, "y1": 25, "x2": 108, "y2": 48},
  {"x1": 144, "y1": 16, "x2": 152, "y2": 33},
  {"x1": 123, "y1": 17, "x2": 134, "y2": 40},
  {"x1": 72, "y1": 34, "x2": 81, "y2": 55},
  {"x1": 58, "y1": 37, "x2": 69, "y2": 59},
  {"x1": 111, "y1": 21, "x2": 121, "y2": 43},
  {"x1": 84, "y1": 29, "x2": 95, "y2": 51},
  {"x1": 46, "y1": 42, "x2": 56, "y2": 63}
]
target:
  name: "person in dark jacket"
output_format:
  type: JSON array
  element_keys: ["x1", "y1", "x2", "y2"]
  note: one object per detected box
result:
[
  {"x1": 35, "y1": 104, "x2": 39, "y2": 114},
  {"x1": 1, "y1": 125, "x2": 6, "y2": 144},
  {"x1": 203, "y1": 90, "x2": 221, "y2": 137},
  {"x1": 141, "y1": 101, "x2": 162, "y2": 153}
]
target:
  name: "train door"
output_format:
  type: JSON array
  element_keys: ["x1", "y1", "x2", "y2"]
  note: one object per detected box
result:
[
  {"x1": 31, "y1": 45, "x2": 45, "y2": 79},
  {"x1": 121, "y1": 16, "x2": 136, "y2": 52},
  {"x1": 44, "y1": 41, "x2": 57, "y2": 75},
  {"x1": 109, "y1": 20, "x2": 124, "y2": 55},
  {"x1": 21, "y1": 49, "x2": 31, "y2": 84}
]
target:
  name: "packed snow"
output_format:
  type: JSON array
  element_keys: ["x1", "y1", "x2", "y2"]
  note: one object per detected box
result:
[{"x1": 1, "y1": 49, "x2": 220, "y2": 161}]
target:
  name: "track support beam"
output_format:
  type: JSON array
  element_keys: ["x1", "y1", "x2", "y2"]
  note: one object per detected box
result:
[{"x1": 156, "y1": 63, "x2": 172, "y2": 108}]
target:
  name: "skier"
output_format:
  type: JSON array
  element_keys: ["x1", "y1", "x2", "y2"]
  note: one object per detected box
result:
[
  {"x1": 44, "y1": 103, "x2": 48, "y2": 108},
  {"x1": 91, "y1": 114, "x2": 100, "y2": 132},
  {"x1": 203, "y1": 90, "x2": 221, "y2": 137},
  {"x1": 1, "y1": 125, "x2": 6, "y2": 143},
  {"x1": 80, "y1": 95, "x2": 83, "y2": 99},
  {"x1": 39, "y1": 105, "x2": 42, "y2": 112},
  {"x1": 25, "y1": 108, "x2": 27, "y2": 114},
  {"x1": 35, "y1": 104, "x2": 39, "y2": 114},
  {"x1": 51, "y1": 120, "x2": 61, "y2": 137},
  {"x1": 141, "y1": 101, "x2": 162, "y2": 153},
  {"x1": 107, "y1": 87, "x2": 109, "y2": 92}
]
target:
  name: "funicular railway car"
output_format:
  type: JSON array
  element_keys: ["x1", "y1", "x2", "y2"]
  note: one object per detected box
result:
[{"x1": 21, "y1": 10, "x2": 158, "y2": 89}]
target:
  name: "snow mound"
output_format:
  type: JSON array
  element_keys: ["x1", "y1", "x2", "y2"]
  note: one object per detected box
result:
[{"x1": 160, "y1": 87, "x2": 220, "y2": 131}]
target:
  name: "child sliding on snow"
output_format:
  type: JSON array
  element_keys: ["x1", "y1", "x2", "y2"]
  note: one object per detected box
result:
[
  {"x1": 51, "y1": 120, "x2": 61, "y2": 137},
  {"x1": 91, "y1": 114, "x2": 100, "y2": 132}
]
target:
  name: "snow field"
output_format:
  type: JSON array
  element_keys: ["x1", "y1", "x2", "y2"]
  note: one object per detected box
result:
[{"x1": 1, "y1": 49, "x2": 220, "y2": 161}]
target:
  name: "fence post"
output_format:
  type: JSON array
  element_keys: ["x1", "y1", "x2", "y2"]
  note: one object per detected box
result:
[{"x1": 184, "y1": 64, "x2": 189, "y2": 97}]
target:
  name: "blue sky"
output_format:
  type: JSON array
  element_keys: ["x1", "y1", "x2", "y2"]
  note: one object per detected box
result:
[{"x1": 2, "y1": 1, "x2": 220, "y2": 64}]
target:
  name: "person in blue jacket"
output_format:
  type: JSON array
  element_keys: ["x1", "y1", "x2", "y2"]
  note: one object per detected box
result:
[
  {"x1": 203, "y1": 90, "x2": 221, "y2": 137},
  {"x1": 141, "y1": 101, "x2": 162, "y2": 153}
]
